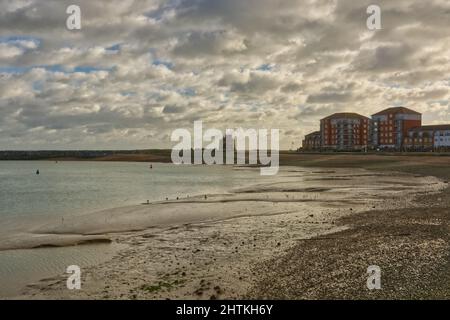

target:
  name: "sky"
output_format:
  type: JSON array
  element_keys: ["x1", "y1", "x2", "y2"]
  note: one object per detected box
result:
[{"x1": 0, "y1": 0, "x2": 450, "y2": 150}]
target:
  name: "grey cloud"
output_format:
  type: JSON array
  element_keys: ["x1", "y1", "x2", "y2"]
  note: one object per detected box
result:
[
  {"x1": 162, "y1": 105, "x2": 186, "y2": 114},
  {"x1": 307, "y1": 92, "x2": 352, "y2": 104},
  {"x1": 173, "y1": 30, "x2": 247, "y2": 57},
  {"x1": 1, "y1": 0, "x2": 450, "y2": 149},
  {"x1": 351, "y1": 44, "x2": 414, "y2": 72}
]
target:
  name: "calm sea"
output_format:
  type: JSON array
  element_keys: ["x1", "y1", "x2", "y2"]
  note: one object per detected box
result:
[{"x1": 0, "y1": 161, "x2": 266, "y2": 297}]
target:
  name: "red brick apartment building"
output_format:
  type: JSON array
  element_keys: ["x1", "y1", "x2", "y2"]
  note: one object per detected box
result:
[
  {"x1": 302, "y1": 131, "x2": 321, "y2": 150},
  {"x1": 371, "y1": 107, "x2": 422, "y2": 149},
  {"x1": 300, "y1": 107, "x2": 450, "y2": 152},
  {"x1": 320, "y1": 113, "x2": 370, "y2": 151}
]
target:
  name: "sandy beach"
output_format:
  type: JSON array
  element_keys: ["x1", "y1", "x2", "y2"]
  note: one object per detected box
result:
[
  {"x1": 5, "y1": 163, "x2": 445, "y2": 300},
  {"x1": 3, "y1": 0, "x2": 450, "y2": 303},
  {"x1": 248, "y1": 154, "x2": 450, "y2": 299}
]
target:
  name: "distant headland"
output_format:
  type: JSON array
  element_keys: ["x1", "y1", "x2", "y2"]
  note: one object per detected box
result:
[{"x1": 0, "y1": 150, "x2": 173, "y2": 162}]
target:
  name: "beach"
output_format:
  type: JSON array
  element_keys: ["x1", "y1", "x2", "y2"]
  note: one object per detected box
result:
[
  {"x1": 3, "y1": 160, "x2": 446, "y2": 300},
  {"x1": 248, "y1": 154, "x2": 450, "y2": 299},
  {"x1": 3, "y1": 0, "x2": 450, "y2": 303}
]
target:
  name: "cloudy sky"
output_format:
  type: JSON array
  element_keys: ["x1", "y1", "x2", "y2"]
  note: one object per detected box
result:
[{"x1": 1, "y1": 0, "x2": 450, "y2": 150}]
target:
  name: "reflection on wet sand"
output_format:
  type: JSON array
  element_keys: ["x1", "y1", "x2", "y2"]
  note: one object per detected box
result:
[{"x1": 11, "y1": 167, "x2": 445, "y2": 299}]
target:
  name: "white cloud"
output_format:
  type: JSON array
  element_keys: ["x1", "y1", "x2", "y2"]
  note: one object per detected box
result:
[
  {"x1": 0, "y1": 0, "x2": 450, "y2": 149},
  {"x1": 0, "y1": 43, "x2": 24, "y2": 58}
]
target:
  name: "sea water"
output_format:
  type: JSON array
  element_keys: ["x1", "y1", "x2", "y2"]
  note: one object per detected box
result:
[{"x1": 0, "y1": 161, "x2": 267, "y2": 297}]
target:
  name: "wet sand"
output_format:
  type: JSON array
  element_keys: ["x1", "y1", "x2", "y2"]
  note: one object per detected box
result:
[
  {"x1": 8, "y1": 166, "x2": 444, "y2": 299},
  {"x1": 247, "y1": 154, "x2": 450, "y2": 299}
]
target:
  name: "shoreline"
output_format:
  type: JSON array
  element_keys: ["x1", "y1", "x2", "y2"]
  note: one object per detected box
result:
[
  {"x1": 247, "y1": 155, "x2": 450, "y2": 299},
  {"x1": 247, "y1": 186, "x2": 450, "y2": 299},
  {"x1": 3, "y1": 150, "x2": 450, "y2": 162},
  {"x1": 0, "y1": 165, "x2": 438, "y2": 252},
  {"x1": 5, "y1": 164, "x2": 444, "y2": 299}
]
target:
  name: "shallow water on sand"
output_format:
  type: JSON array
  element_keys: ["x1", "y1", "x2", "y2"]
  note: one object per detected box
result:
[
  {"x1": 0, "y1": 161, "x2": 270, "y2": 297},
  {"x1": 0, "y1": 161, "x2": 269, "y2": 228},
  {"x1": 0, "y1": 243, "x2": 123, "y2": 297},
  {"x1": 17, "y1": 166, "x2": 446, "y2": 300},
  {"x1": 0, "y1": 162, "x2": 444, "y2": 298}
]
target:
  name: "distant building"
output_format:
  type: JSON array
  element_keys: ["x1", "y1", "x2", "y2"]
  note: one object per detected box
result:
[
  {"x1": 433, "y1": 125, "x2": 450, "y2": 150},
  {"x1": 371, "y1": 107, "x2": 421, "y2": 149},
  {"x1": 404, "y1": 125, "x2": 450, "y2": 151},
  {"x1": 302, "y1": 131, "x2": 321, "y2": 150},
  {"x1": 320, "y1": 113, "x2": 370, "y2": 151},
  {"x1": 299, "y1": 107, "x2": 450, "y2": 153}
]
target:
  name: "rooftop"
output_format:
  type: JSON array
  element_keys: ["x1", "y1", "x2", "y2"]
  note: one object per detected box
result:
[
  {"x1": 321, "y1": 112, "x2": 369, "y2": 121},
  {"x1": 304, "y1": 131, "x2": 321, "y2": 138},
  {"x1": 372, "y1": 107, "x2": 421, "y2": 116},
  {"x1": 409, "y1": 125, "x2": 450, "y2": 132}
]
